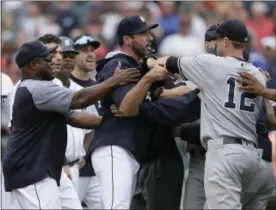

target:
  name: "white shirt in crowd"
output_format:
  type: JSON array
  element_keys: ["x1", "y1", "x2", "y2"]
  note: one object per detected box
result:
[
  {"x1": 159, "y1": 34, "x2": 204, "y2": 57},
  {"x1": 1, "y1": 73, "x2": 14, "y2": 127}
]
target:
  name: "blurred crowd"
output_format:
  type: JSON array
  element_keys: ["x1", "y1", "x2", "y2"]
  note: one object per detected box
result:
[{"x1": 2, "y1": 1, "x2": 276, "y2": 86}]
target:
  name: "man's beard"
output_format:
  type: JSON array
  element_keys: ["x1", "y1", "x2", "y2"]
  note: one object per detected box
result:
[{"x1": 131, "y1": 42, "x2": 151, "y2": 59}]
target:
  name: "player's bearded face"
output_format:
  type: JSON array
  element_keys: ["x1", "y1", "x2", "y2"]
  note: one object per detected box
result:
[{"x1": 131, "y1": 31, "x2": 153, "y2": 59}]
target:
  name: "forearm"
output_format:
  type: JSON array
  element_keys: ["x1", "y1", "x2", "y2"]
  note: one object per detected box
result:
[
  {"x1": 159, "y1": 86, "x2": 191, "y2": 99},
  {"x1": 69, "y1": 112, "x2": 102, "y2": 129},
  {"x1": 265, "y1": 100, "x2": 276, "y2": 130},
  {"x1": 70, "y1": 77, "x2": 117, "y2": 109},
  {"x1": 119, "y1": 76, "x2": 152, "y2": 114},
  {"x1": 261, "y1": 88, "x2": 276, "y2": 102}
]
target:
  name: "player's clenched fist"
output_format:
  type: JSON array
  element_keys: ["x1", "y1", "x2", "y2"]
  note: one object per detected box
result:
[{"x1": 144, "y1": 64, "x2": 170, "y2": 82}]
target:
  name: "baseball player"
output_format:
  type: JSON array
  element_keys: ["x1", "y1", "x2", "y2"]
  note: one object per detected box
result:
[
  {"x1": 152, "y1": 20, "x2": 273, "y2": 209},
  {"x1": 3, "y1": 39, "x2": 139, "y2": 209},
  {"x1": 91, "y1": 16, "x2": 169, "y2": 209},
  {"x1": 181, "y1": 25, "x2": 276, "y2": 209},
  {"x1": 70, "y1": 35, "x2": 102, "y2": 209},
  {"x1": 57, "y1": 36, "x2": 88, "y2": 194},
  {"x1": 1, "y1": 72, "x2": 13, "y2": 209},
  {"x1": 37, "y1": 34, "x2": 82, "y2": 209}
]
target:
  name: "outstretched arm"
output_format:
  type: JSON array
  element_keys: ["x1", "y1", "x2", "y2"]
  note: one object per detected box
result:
[
  {"x1": 70, "y1": 62, "x2": 140, "y2": 109},
  {"x1": 67, "y1": 111, "x2": 102, "y2": 129}
]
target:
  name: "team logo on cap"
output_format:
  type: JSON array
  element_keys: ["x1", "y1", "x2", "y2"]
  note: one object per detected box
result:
[
  {"x1": 65, "y1": 39, "x2": 71, "y2": 46},
  {"x1": 140, "y1": 16, "x2": 145, "y2": 23}
]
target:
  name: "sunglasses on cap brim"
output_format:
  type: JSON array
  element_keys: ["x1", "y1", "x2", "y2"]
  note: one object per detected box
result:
[{"x1": 74, "y1": 36, "x2": 100, "y2": 49}]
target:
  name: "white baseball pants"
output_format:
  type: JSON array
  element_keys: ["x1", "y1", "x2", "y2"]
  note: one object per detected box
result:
[
  {"x1": 78, "y1": 176, "x2": 101, "y2": 209},
  {"x1": 92, "y1": 145, "x2": 140, "y2": 209},
  {"x1": 10, "y1": 177, "x2": 61, "y2": 209},
  {"x1": 69, "y1": 164, "x2": 80, "y2": 192},
  {"x1": 1, "y1": 164, "x2": 12, "y2": 209},
  {"x1": 59, "y1": 170, "x2": 82, "y2": 209}
]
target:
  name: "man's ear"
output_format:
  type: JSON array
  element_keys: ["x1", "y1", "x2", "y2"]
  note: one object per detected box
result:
[
  {"x1": 29, "y1": 60, "x2": 39, "y2": 70},
  {"x1": 123, "y1": 35, "x2": 133, "y2": 46},
  {"x1": 224, "y1": 37, "x2": 229, "y2": 47}
]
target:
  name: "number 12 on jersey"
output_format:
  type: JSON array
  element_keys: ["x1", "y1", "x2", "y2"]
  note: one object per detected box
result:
[{"x1": 224, "y1": 77, "x2": 256, "y2": 112}]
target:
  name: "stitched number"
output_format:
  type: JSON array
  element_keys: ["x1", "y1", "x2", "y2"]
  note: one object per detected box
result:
[
  {"x1": 224, "y1": 77, "x2": 236, "y2": 109},
  {"x1": 224, "y1": 77, "x2": 256, "y2": 112}
]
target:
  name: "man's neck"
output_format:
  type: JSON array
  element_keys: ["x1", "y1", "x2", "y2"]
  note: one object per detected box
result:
[
  {"x1": 71, "y1": 68, "x2": 90, "y2": 81},
  {"x1": 224, "y1": 49, "x2": 244, "y2": 60},
  {"x1": 58, "y1": 76, "x2": 70, "y2": 88},
  {"x1": 21, "y1": 75, "x2": 40, "y2": 81},
  {"x1": 121, "y1": 47, "x2": 141, "y2": 62}
]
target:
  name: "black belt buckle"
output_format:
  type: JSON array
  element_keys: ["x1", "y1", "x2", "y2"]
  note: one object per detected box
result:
[{"x1": 68, "y1": 158, "x2": 79, "y2": 167}]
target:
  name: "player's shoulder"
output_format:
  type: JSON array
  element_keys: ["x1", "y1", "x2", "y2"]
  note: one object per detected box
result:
[
  {"x1": 20, "y1": 79, "x2": 62, "y2": 94},
  {"x1": 194, "y1": 53, "x2": 221, "y2": 62},
  {"x1": 1, "y1": 73, "x2": 13, "y2": 88}
]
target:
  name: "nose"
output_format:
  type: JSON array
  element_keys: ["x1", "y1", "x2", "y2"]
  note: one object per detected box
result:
[
  {"x1": 148, "y1": 32, "x2": 153, "y2": 41},
  {"x1": 57, "y1": 52, "x2": 62, "y2": 61}
]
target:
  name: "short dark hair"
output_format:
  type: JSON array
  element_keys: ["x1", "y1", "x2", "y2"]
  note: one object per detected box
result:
[
  {"x1": 38, "y1": 34, "x2": 61, "y2": 45},
  {"x1": 118, "y1": 34, "x2": 134, "y2": 47}
]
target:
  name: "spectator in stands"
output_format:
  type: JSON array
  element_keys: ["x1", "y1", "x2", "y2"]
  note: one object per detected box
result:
[
  {"x1": 246, "y1": 2, "x2": 274, "y2": 49},
  {"x1": 159, "y1": 11, "x2": 204, "y2": 56}
]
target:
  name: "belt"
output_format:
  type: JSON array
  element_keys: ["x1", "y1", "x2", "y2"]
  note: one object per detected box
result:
[
  {"x1": 223, "y1": 137, "x2": 257, "y2": 148},
  {"x1": 67, "y1": 158, "x2": 80, "y2": 167}
]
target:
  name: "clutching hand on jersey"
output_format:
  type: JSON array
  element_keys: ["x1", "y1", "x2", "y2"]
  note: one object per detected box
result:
[{"x1": 237, "y1": 71, "x2": 267, "y2": 96}]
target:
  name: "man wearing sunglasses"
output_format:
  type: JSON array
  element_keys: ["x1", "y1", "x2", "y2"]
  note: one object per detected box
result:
[
  {"x1": 38, "y1": 34, "x2": 64, "y2": 87},
  {"x1": 149, "y1": 19, "x2": 273, "y2": 209},
  {"x1": 38, "y1": 34, "x2": 84, "y2": 209},
  {"x1": 2, "y1": 39, "x2": 139, "y2": 209}
]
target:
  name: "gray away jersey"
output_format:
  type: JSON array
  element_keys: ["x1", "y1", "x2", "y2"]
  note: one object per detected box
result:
[{"x1": 177, "y1": 54, "x2": 265, "y2": 148}]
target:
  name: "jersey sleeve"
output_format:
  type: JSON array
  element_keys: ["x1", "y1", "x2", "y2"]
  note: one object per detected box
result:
[
  {"x1": 139, "y1": 90, "x2": 201, "y2": 125},
  {"x1": 31, "y1": 81, "x2": 74, "y2": 115},
  {"x1": 166, "y1": 54, "x2": 216, "y2": 88}
]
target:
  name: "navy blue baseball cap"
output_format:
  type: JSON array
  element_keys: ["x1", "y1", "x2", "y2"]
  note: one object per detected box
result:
[
  {"x1": 74, "y1": 35, "x2": 101, "y2": 50},
  {"x1": 205, "y1": 25, "x2": 217, "y2": 42},
  {"x1": 117, "y1": 16, "x2": 159, "y2": 40},
  {"x1": 208, "y1": 20, "x2": 248, "y2": 43},
  {"x1": 15, "y1": 40, "x2": 57, "y2": 68}
]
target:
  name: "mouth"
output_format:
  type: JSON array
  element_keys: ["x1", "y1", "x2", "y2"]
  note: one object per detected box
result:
[
  {"x1": 86, "y1": 60, "x2": 94, "y2": 63},
  {"x1": 146, "y1": 45, "x2": 152, "y2": 51}
]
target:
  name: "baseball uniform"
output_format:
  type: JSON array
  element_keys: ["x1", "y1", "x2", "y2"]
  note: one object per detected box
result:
[
  {"x1": 1, "y1": 73, "x2": 13, "y2": 209},
  {"x1": 3, "y1": 79, "x2": 76, "y2": 209},
  {"x1": 9, "y1": 78, "x2": 82, "y2": 209},
  {"x1": 166, "y1": 52, "x2": 270, "y2": 209},
  {"x1": 70, "y1": 74, "x2": 102, "y2": 209}
]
